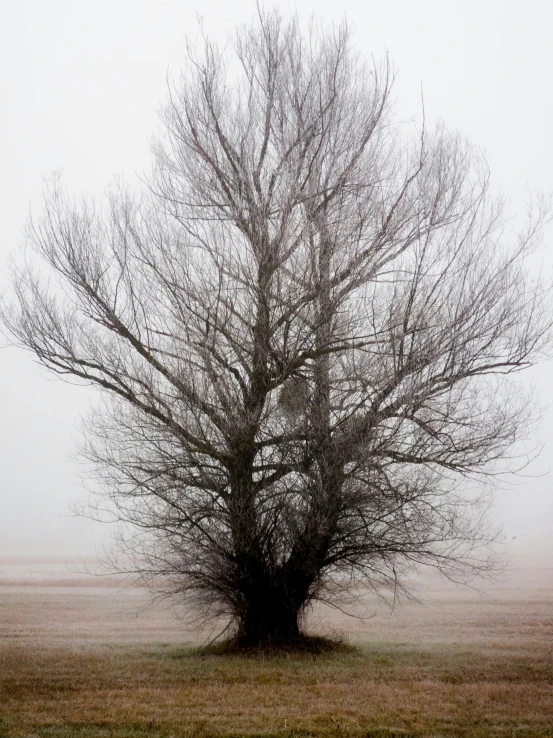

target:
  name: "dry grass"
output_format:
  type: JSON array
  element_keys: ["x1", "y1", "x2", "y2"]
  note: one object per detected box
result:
[
  {"x1": 1, "y1": 558, "x2": 553, "y2": 737},
  {"x1": 2, "y1": 641, "x2": 552, "y2": 737}
]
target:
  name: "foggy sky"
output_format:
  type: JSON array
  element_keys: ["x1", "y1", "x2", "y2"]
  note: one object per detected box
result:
[{"x1": 1, "y1": 0, "x2": 552, "y2": 561}]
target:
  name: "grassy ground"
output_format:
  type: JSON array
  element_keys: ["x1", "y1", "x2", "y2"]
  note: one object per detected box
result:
[
  {"x1": 1, "y1": 640, "x2": 553, "y2": 738},
  {"x1": 1, "y1": 560, "x2": 552, "y2": 737}
]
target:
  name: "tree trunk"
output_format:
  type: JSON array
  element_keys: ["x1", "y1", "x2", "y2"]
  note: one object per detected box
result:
[{"x1": 236, "y1": 588, "x2": 302, "y2": 646}]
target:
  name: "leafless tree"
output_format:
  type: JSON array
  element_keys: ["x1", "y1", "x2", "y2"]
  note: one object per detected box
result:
[{"x1": 3, "y1": 9, "x2": 552, "y2": 647}]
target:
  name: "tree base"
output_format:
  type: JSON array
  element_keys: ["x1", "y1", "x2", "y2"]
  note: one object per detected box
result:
[{"x1": 196, "y1": 633, "x2": 355, "y2": 657}]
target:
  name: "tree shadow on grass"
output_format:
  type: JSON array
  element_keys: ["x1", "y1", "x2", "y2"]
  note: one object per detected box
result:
[{"x1": 189, "y1": 634, "x2": 359, "y2": 659}]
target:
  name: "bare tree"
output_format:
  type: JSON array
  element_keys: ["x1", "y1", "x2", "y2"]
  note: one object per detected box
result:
[{"x1": 3, "y1": 9, "x2": 552, "y2": 647}]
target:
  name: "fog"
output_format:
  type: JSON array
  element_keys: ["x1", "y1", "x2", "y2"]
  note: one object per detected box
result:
[{"x1": 1, "y1": 0, "x2": 552, "y2": 562}]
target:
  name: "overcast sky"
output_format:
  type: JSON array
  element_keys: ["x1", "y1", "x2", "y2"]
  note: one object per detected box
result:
[{"x1": 1, "y1": 0, "x2": 552, "y2": 562}]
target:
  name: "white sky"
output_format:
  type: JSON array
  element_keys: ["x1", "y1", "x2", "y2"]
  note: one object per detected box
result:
[{"x1": 1, "y1": 0, "x2": 552, "y2": 561}]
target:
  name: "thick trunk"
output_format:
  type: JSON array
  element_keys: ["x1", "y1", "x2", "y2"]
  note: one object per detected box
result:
[{"x1": 236, "y1": 590, "x2": 302, "y2": 646}]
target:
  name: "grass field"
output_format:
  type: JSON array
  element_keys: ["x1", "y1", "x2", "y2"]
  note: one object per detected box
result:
[{"x1": 1, "y1": 558, "x2": 552, "y2": 738}]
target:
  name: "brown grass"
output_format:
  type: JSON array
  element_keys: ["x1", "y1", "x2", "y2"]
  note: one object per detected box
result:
[
  {"x1": 1, "y1": 559, "x2": 552, "y2": 737},
  {"x1": 2, "y1": 641, "x2": 553, "y2": 737}
]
